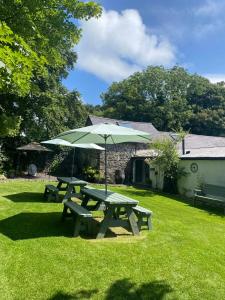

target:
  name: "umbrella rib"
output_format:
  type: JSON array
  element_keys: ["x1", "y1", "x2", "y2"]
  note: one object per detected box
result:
[
  {"x1": 137, "y1": 135, "x2": 151, "y2": 142},
  {"x1": 70, "y1": 132, "x2": 91, "y2": 144}
]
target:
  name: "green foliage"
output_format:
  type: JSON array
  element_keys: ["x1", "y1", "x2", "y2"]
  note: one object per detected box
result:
[
  {"x1": 48, "y1": 152, "x2": 67, "y2": 174},
  {"x1": 0, "y1": 113, "x2": 21, "y2": 137},
  {"x1": 0, "y1": 0, "x2": 101, "y2": 96},
  {"x1": 149, "y1": 137, "x2": 180, "y2": 179},
  {"x1": 0, "y1": 148, "x2": 8, "y2": 173},
  {"x1": 148, "y1": 135, "x2": 186, "y2": 193},
  {"x1": 101, "y1": 66, "x2": 225, "y2": 136},
  {"x1": 83, "y1": 166, "x2": 104, "y2": 182},
  {"x1": 0, "y1": 22, "x2": 47, "y2": 96}
]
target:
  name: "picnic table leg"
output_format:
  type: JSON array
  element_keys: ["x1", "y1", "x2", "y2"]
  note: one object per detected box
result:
[
  {"x1": 97, "y1": 206, "x2": 114, "y2": 239},
  {"x1": 57, "y1": 181, "x2": 62, "y2": 190},
  {"x1": 43, "y1": 186, "x2": 48, "y2": 200},
  {"x1": 63, "y1": 185, "x2": 74, "y2": 202},
  {"x1": 61, "y1": 205, "x2": 68, "y2": 221},
  {"x1": 147, "y1": 216, "x2": 152, "y2": 230},
  {"x1": 81, "y1": 194, "x2": 90, "y2": 208},
  {"x1": 72, "y1": 185, "x2": 76, "y2": 193},
  {"x1": 126, "y1": 207, "x2": 140, "y2": 236},
  {"x1": 73, "y1": 216, "x2": 81, "y2": 237}
]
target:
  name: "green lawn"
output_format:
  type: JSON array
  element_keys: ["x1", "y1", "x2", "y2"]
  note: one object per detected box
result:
[{"x1": 0, "y1": 181, "x2": 225, "y2": 300}]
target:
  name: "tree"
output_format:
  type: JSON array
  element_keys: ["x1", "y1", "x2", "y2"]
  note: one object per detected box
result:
[{"x1": 101, "y1": 66, "x2": 225, "y2": 136}]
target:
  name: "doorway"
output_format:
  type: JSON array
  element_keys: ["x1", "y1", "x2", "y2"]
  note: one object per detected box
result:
[{"x1": 133, "y1": 159, "x2": 150, "y2": 184}]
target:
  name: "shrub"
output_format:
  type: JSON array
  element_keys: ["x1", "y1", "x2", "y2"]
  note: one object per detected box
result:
[
  {"x1": 147, "y1": 134, "x2": 187, "y2": 193},
  {"x1": 83, "y1": 166, "x2": 104, "y2": 183}
]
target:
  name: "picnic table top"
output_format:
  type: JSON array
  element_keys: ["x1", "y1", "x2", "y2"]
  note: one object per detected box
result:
[
  {"x1": 82, "y1": 187, "x2": 138, "y2": 206},
  {"x1": 57, "y1": 176, "x2": 87, "y2": 186}
]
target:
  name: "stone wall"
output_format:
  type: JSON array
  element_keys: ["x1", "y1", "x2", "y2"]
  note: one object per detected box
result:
[{"x1": 98, "y1": 143, "x2": 149, "y2": 183}]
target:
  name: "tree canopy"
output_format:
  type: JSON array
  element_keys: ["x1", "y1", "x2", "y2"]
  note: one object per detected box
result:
[
  {"x1": 101, "y1": 66, "x2": 225, "y2": 136},
  {"x1": 0, "y1": 0, "x2": 101, "y2": 137},
  {"x1": 0, "y1": 0, "x2": 101, "y2": 96}
]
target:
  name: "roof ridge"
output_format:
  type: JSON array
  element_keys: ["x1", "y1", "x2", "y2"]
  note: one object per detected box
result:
[{"x1": 88, "y1": 114, "x2": 154, "y2": 125}]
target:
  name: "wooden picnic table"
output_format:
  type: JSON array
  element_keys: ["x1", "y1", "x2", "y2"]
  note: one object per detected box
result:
[
  {"x1": 57, "y1": 177, "x2": 87, "y2": 202},
  {"x1": 81, "y1": 187, "x2": 140, "y2": 239}
]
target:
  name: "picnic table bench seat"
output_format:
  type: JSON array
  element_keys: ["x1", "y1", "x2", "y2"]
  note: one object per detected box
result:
[
  {"x1": 62, "y1": 201, "x2": 92, "y2": 237},
  {"x1": 194, "y1": 184, "x2": 225, "y2": 213},
  {"x1": 133, "y1": 206, "x2": 153, "y2": 230},
  {"x1": 44, "y1": 184, "x2": 59, "y2": 202}
]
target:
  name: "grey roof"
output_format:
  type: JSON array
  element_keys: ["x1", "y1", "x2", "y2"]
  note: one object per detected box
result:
[
  {"x1": 87, "y1": 115, "x2": 159, "y2": 137},
  {"x1": 179, "y1": 134, "x2": 225, "y2": 149},
  {"x1": 178, "y1": 134, "x2": 225, "y2": 158}
]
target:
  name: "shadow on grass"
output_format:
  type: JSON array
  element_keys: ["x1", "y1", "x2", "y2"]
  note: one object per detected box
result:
[
  {"x1": 0, "y1": 212, "x2": 119, "y2": 240},
  {"x1": 115, "y1": 186, "x2": 155, "y2": 198},
  {"x1": 4, "y1": 192, "x2": 46, "y2": 203},
  {"x1": 48, "y1": 289, "x2": 99, "y2": 300},
  {"x1": 133, "y1": 186, "x2": 225, "y2": 218},
  {"x1": 190, "y1": 201, "x2": 225, "y2": 217},
  {"x1": 105, "y1": 279, "x2": 173, "y2": 300},
  {"x1": 155, "y1": 191, "x2": 225, "y2": 218},
  {"x1": 48, "y1": 279, "x2": 172, "y2": 300},
  {"x1": 3, "y1": 192, "x2": 63, "y2": 203},
  {"x1": 0, "y1": 212, "x2": 71, "y2": 240}
]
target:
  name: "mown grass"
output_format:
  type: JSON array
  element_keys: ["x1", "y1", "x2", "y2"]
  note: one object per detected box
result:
[{"x1": 0, "y1": 180, "x2": 225, "y2": 299}]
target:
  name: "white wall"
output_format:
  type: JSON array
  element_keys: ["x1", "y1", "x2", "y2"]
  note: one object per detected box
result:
[{"x1": 178, "y1": 159, "x2": 225, "y2": 197}]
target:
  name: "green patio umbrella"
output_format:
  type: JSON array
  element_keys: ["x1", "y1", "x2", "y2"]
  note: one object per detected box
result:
[
  {"x1": 56, "y1": 123, "x2": 151, "y2": 193},
  {"x1": 41, "y1": 138, "x2": 105, "y2": 178}
]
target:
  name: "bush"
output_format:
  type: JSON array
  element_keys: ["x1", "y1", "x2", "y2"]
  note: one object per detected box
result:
[
  {"x1": 0, "y1": 148, "x2": 8, "y2": 174},
  {"x1": 147, "y1": 135, "x2": 187, "y2": 194},
  {"x1": 48, "y1": 152, "x2": 66, "y2": 174},
  {"x1": 83, "y1": 166, "x2": 104, "y2": 183}
]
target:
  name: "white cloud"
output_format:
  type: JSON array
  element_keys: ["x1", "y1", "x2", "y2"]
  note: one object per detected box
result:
[
  {"x1": 193, "y1": 1, "x2": 225, "y2": 38},
  {"x1": 194, "y1": 20, "x2": 223, "y2": 37},
  {"x1": 195, "y1": 0, "x2": 225, "y2": 17},
  {"x1": 76, "y1": 9, "x2": 176, "y2": 82},
  {"x1": 204, "y1": 73, "x2": 225, "y2": 83}
]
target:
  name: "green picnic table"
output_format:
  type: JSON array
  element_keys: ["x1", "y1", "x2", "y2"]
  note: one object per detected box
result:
[
  {"x1": 81, "y1": 187, "x2": 140, "y2": 239},
  {"x1": 57, "y1": 177, "x2": 87, "y2": 202}
]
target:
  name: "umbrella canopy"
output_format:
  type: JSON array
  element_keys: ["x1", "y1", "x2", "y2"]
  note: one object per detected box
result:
[
  {"x1": 56, "y1": 123, "x2": 151, "y2": 144},
  {"x1": 41, "y1": 138, "x2": 105, "y2": 150},
  {"x1": 56, "y1": 123, "x2": 151, "y2": 193}
]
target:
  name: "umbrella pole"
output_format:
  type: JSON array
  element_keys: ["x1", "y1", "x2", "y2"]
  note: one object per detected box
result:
[
  {"x1": 104, "y1": 136, "x2": 107, "y2": 195},
  {"x1": 71, "y1": 148, "x2": 75, "y2": 178}
]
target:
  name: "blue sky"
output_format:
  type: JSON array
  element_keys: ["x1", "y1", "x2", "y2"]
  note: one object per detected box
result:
[{"x1": 63, "y1": 0, "x2": 225, "y2": 105}]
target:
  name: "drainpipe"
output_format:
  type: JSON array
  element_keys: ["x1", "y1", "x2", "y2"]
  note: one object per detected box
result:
[{"x1": 182, "y1": 138, "x2": 185, "y2": 155}]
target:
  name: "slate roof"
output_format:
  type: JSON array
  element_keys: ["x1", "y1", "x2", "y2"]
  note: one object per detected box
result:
[
  {"x1": 178, "y1": 134, "x2": 225, "y2": 158},
  {"x1": 179, "y1": 134, "x2": 225, "y2": 149},
  {"x1": 87, "y1": 115, "x2": 159, "y2": 137}
]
